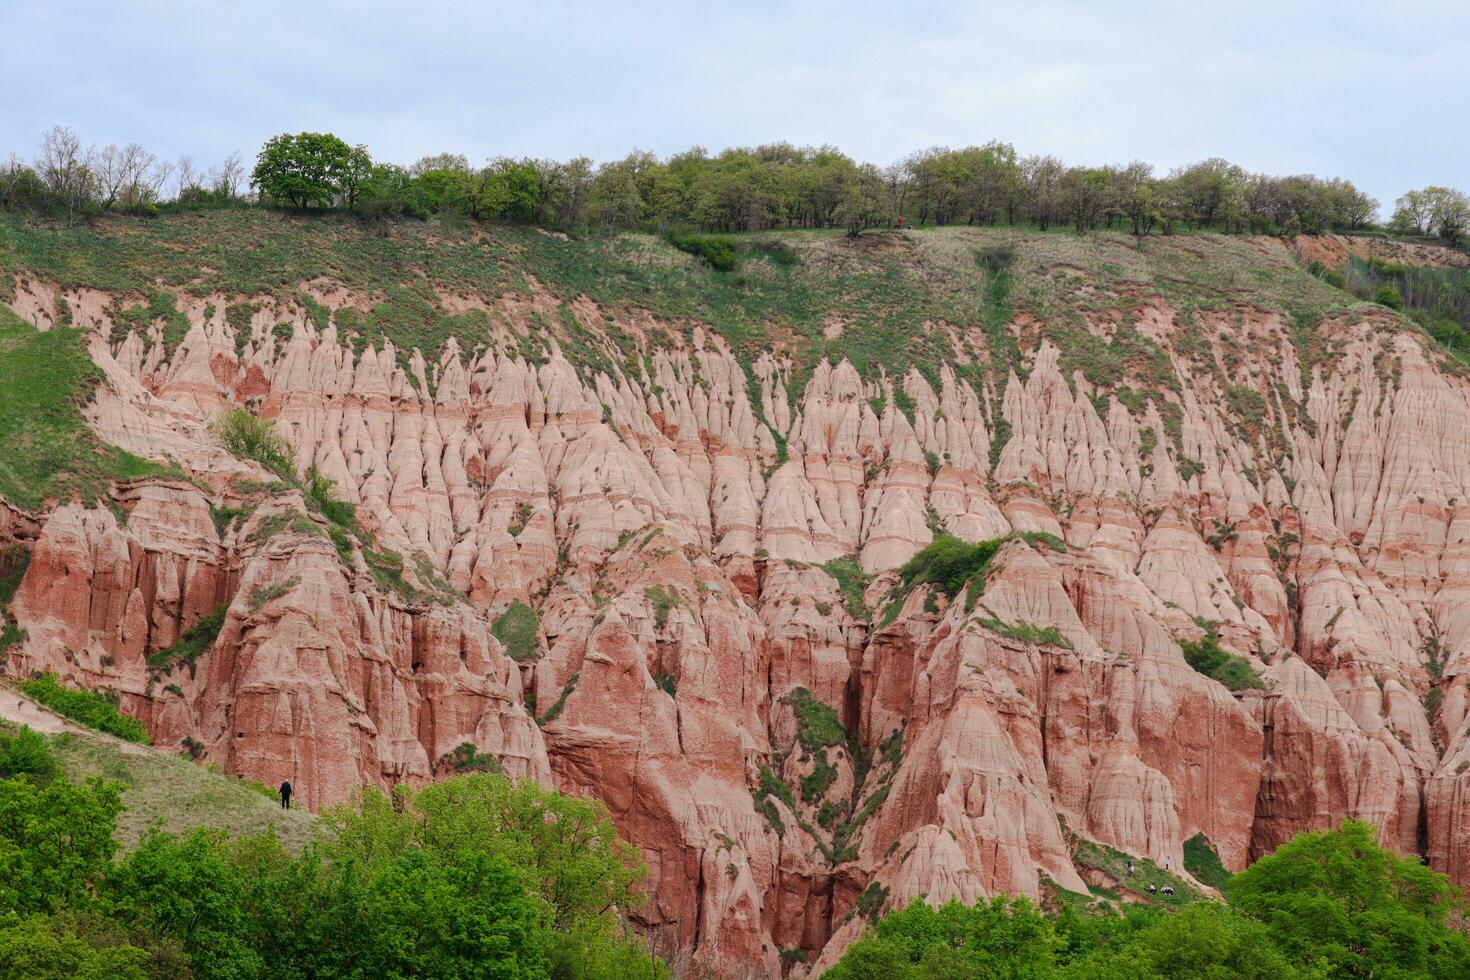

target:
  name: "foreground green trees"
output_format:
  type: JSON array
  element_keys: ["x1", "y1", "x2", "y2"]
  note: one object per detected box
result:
[
  {"x1": 0, "y1": 724, "x2": 663, "y2": 979},
  {"x1": 6, "y1": 713, "x2": 1467, "y2": 978},
  {"x1": 825, "y1": 821, "x2": 1470, "y2": 978}
]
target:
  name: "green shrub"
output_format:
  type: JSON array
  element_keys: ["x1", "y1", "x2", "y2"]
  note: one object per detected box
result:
[
  {"x1": 821, "y1": 555, "x2": 871, "y2": 620},
  {"x1": 537, "y1": 672, "x2": 579, "y2": 724},
  {"x1": 752, "y1": 765, "x2": 795, "y2": 835},
  {"x1": 976, "y1": 243, "x2": 1016, "y2": 273},
  {"x1": 146, "y1": 604, "x2": 228, "y2": 672},
  {"x1": 0, "y1": 617, "x2": 24, "y2": 662},
  {"x1": 0, "y1": 724, "x2": 58, "y2": 783},
  {"x1": 442, "y1": 742, "x2": 501, "y2": 774},
  {"x1": 17, "y1": 674, "x2": 150, "y2": 744},
  {"x1": 666, "y1": 230, "x2": 738, "y2": 271},
  {"x1": 303, "y1": 466, "x2": 359, "y2": 534},
  {"x1": 492, "y1": 601, "x2": 540, "y2": 660},
  {"x1": 1179, "y1": 632, "x2": 1265, "y2": 691},
  {"x1": 1017, "y1": 530, "x2": 1067, "y2": 552},
  {"x1": 209, "y1": 409, "x2": 295, "y2": 481},
  {"x1": 0, "y1": 545, "x2": 28, "y2": 604},
  {"x1": 896, "y1": 534, "x2": 1001, "y2": 600},
  {"x1": 644, "y1": 585, "x2": 680, "y2": 628},
  {"x1": 852, "y1": 881, "x2": 890, "y2": 923},
  {"x1": 1429, "y1": 318, "x2": 1469, "y2": 351},
  {"x1": 800, "y1": 752, "x2": 837, "y2": 804},
  {"x1": 508, "y1": 502, "x2": 534, "y2": 537},
  {"x1": 782, "y1": 688, "x2": 845, "y2": 752},
  {"x1": 977, "y1": 617, "x2": 1070, "y2": 648},
  {"x1": 364, "y1": 548, "x2": 415, "y2": 597},
  {"x1": 247, "y1": 575, "x2": 300, "y2": 613},
  {"x1": 1375, "y1": 285, "x2": 1404, "y2": 310},
  {"x1": 752, "y1": 239, "x2": 798, "y2": 267}
]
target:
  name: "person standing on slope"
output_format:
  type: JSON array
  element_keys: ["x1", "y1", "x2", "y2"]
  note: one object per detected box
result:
[{"x1": 279, "y1": 780, "x2": 293, "y2": 810}]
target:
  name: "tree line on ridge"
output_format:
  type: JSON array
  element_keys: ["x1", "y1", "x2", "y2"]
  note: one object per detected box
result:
[{"x1": 4, "y1": 126, "x2": 1468, "y2": 243}]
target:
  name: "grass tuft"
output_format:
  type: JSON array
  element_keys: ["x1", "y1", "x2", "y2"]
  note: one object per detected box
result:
[{"x1": 492, "y1": 601, "x2": 540, "y2": 660}]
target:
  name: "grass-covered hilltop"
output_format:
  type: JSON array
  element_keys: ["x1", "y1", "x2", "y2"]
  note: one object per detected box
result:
[
  {"x1": 7, "y1": 129, "x2": 1470, "y2": 980},
  {"x1": 7, "y1": 126, "x2": 1470, "y2": 395},
  {"x1": 3, "y1": 204, "x2": 1468, "y2": 392}
]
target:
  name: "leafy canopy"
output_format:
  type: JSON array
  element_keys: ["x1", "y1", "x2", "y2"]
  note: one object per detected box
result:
[
  {"x1": 0, "y1": 728, "x2": 666, "y2": 980},
  {"x1": 251, "y1": 132, "x2": 368, "y2": 210},
  {"x1": 1226, "y1": 819, "x2": 1470, "y2": 977}
]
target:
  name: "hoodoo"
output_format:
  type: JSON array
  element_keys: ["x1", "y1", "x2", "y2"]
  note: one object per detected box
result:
[{"x1": 5, "y1": 202, "x2": 1470, "y2": 972}]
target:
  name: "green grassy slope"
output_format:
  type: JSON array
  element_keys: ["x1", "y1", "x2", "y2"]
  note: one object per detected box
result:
[
  {"x1": 0, "y1": 302, "x2": 170, "y2": 510},
  {"x1": 47, "y1": 726, "x2": 316, "y2": 852},
  {"x1": 0, "y1": 211, "x2": 1389, "y2": 396}
]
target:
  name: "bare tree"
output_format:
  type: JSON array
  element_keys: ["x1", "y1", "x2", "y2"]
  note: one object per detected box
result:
[
  {"x1": 113, "y1": 143, "x2": 157, "y2": 212},
  {"x1": 0, "y1": 152, "x2": 32, "y2": 211},
  {"x1": 175, "y1": 154, "x2": 200, "y2": 199},
  {"x1": 145, "y1": 157, "x2": 173, "y2": 204},
  {"x1": 95, "y1": 144, "x2": 128, "y2": 209},
  {"x1": 210, "y1": 150, "x2": 244, "y2": 200},
  {"x1": 37, "y1": 125, "x2": 95, "y2": 224},
  {"x1": 410, "y1": 152, "x2": 470, "y2": 176}
]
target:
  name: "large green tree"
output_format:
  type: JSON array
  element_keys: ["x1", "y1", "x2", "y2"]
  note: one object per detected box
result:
[
  {"x1": 0, "y1": 773, "x2": 121, "y2": 917},
  {"x1": 231, "y1": 773, "x2": 659, "y2": 979},
  {"x1": 251, "y1": 132, "x2": 364, "y2": 209},
  {"x1": 104, "y1": 829, "x2": 261, "y2": 980},
  {"x1": 0, "y1": 914, "x2": 152, "y2": 980},
  {"x1": 1226, "y1": 820, "x2": 1470, "y2": 977}
]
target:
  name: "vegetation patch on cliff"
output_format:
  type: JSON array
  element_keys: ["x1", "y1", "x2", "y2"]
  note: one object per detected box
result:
[
  {"x1": 1071, "y1": 838, "x2": 1202, "y2": 907},
  {"x1": 209, "y1": 408, "x2": 296, "y2": 482},
  {"x1": 145, "y1": 604, "x2": 228, "y2": 674},
  {"x1": 16, "y1": 674, "x2": 150, "y2": 744},
  {"x1": 440, "y1": 742, "x2": 502, "y2": 775},
  {"x1": 976, "y1": 614, "x2": 1071, "y2": 648},
  {"x1": 492, "y1": 601, "x2": 541, "y2": 660},
  {"x1": 0, "y1": 545, "x2": 28, "y2": 605},
  {"x1": 781, "y1": 687, "x2": 846, "y2": 753},
  {"x1": 881, "y1": 533, "x2": 1002, "y2": 625},
  {"x1": 820, "y1": 555, "x2": 871, "y2": 620},
  {"x1": 1184, "y1": 832, "x2": 1233, "y2": 891},
  {"x1": 0, "y1": 304, "x2": 170, "y2": 510},
  {"x1": 1180, "y1": 629, "x2": 1265, "y2": 691}
]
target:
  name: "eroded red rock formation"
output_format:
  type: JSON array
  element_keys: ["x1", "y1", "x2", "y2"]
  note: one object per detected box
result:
[{"x1": 6, "y1": 239, "x2": 1470, "y2": 973}]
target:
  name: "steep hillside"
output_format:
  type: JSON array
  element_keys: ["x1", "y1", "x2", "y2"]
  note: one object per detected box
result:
[
  {"x1": 0, "y1": 687, "x2": 315, "y2": 851},
  {"x1": 3, "y1": 212, "x2": 1470, "y2": 974}
]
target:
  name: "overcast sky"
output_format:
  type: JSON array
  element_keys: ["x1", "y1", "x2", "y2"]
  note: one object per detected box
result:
[{"x1": 6, "y1": 1, "x2": 1467, "y2": 214}]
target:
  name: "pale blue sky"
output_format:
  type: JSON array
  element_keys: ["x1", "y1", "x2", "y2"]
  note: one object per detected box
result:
[{"x1": 6, "y1": 1, "x2": 1467, "y2": 214}]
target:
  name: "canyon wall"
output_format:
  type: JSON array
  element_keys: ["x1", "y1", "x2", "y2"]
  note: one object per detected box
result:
[{"x1": 5, "y1": 234, "x2": 1470, "y2": 974}]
